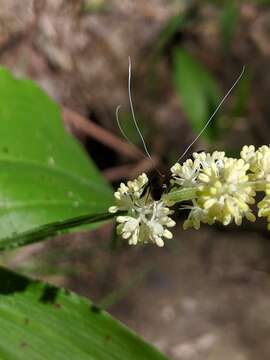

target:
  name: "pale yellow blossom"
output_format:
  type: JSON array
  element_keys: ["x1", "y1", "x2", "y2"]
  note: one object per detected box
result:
[
  {"x1": 197, "y1": 157, "x2": 256, "y2": 226},
  {"x1": 258, "y1": 188, "x2": 270, "y2": 230},
  {"x1": 171, "y1": 158, "x2": 200, "y2": 188},
  {"x1": 241, "y1": 145, "x2": 270, "y2": 182}
]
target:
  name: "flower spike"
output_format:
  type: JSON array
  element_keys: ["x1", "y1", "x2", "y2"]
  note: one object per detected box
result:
[{"x1": 109, "y1": 145, "x2": 270, "y2": 246}]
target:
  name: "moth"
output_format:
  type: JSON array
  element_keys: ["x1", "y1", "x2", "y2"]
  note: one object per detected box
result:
[
  {"x1": 116, "y1": 57, "x2": 245, "y2": 201},
  {"x1": 140, "y1": 170, "x2": 170, "y2": 201}
]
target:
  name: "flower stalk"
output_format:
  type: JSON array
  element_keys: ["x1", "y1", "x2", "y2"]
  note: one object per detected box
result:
[{"x1": 161, "y1": 187, "x2": 197, "y2": 203}]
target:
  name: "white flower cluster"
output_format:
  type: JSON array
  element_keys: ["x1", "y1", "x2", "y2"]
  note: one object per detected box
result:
[
  {"x1": 109, "y1": 145, "x2": 270, "y2": 246},
  {"x1": 109, "y1": 173, "x2": 175, "y2": 247},
  {"x1": 171, "y1": 151, "x2": 256, "y2": 229},
  {"x1": 171, "y1": 151, "x2": 226, "y2": 188}
]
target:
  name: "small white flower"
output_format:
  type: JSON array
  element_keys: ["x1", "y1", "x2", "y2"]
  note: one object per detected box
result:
[
  {"x1": 193, "y1": 151, "x2": 226, "y2": 170},
  {"x1": 108, "y1": 173, "x2": 148, "y2": 214},
  {"x1": 240, "y1": 145, "x2": 256, "y2": 166},
  {"x1": 170, "y1": 151, "x2": 226, "y2": 189},
  {"x1": 109, "y1": 173, "x2": 175, "y2": 246},
  {"x1": 258, "y1": 187, "x2": 270, "y2": 230},
  {"x1": 171, "y1": 158, "x2": 201, "y2": 187},
  {"x1": 182, "y1": 201, "x2": 213, "y2": 230},
  {"x1": 241, "y1": 145, "x2": 270, "y2": 182}
]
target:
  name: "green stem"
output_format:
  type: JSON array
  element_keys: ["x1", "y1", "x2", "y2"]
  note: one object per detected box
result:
[
  {"x1": 162, "y1": 187, "x2": 197, "y2": 203},
  {"x1": 0, "y1": 212, "x2": 118, "y2": 251},
  {"x1": 237, "y1": 180, "x2": 269, "y2": 192},
  {"x1": 253, "y1": 180, "x2": 270, "y2": 191},
  {"x1": 163, "y1": 180, "x2": 270, "y2": 204}
]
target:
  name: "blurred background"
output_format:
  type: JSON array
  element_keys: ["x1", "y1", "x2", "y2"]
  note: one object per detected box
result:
[{"x1": 1, "y1": 0, "x2": 270, "y2": 359}]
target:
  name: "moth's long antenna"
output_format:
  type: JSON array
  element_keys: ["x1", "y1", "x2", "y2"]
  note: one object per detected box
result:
[
  {"x1": 115, "y1": 58, "x2": 161, "y2": 175},
  {"x1": 116, "y1": 104, "x2": 133, "y2": 145},
  {"x1": 128, "y1": 56, "x2": 153, "y2": 162},
  {"x1": 116, "y1": 103, "x2": 163, "y2": 176},
  {"x1": 176, "y1": 65, "x2": 245, "y2": 163}
]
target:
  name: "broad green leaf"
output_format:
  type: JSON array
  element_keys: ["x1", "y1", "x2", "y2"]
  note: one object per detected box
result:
[
  {"x1": 173, "y1": 49, "x2": 221, "y2": 141},
  {"x1": 0, "y1": 68, "x2": 113, "y2": 240},
  {"x1": 0, "y1": 266, "x2": 169, "y2": 360}
]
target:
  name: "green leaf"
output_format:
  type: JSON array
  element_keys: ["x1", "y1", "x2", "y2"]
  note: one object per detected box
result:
[
  {"x1": 0, "y1": 266, "x2": 169, "y2": 360},
  {"x1": 173, "y1": 48, "x2": 222, "y2": 142},
  {"x1": 0, "y1": 68, "x2": 113, "y2": 240},
  {"x1": 231, "y1": 70, "x2": 251, "y2": 117},
  {"x1": 154, "y1": 13, "x2": 190, "y2": 56},
  {"x1": 219, "y1": 0, "x2": 239, "y2": 52}
]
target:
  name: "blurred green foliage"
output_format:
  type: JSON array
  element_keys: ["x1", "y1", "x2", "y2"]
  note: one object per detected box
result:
[
  {"x1": 82, "y1": 0, "x2": 108, "y2": 13},
  {"x1": 173, "y1": 48, "x2": 222, "y2": 142},
  {"x1": 153, "y1": 12, "x2": 191, "y2": 58},
  {"x1": 219, "y1": 0, "x2": 239, "y2": 51},
  {"x1": 151, "y1": 3, "x2": 250, "y2": 149},
  {"x1": 231, "y1": 70, "x2": 251, "y2": 117}
]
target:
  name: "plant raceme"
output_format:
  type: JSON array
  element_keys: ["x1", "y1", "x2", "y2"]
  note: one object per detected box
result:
[{"x1": 109, "y1": 145, "x2": 270, "y2": 247}]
